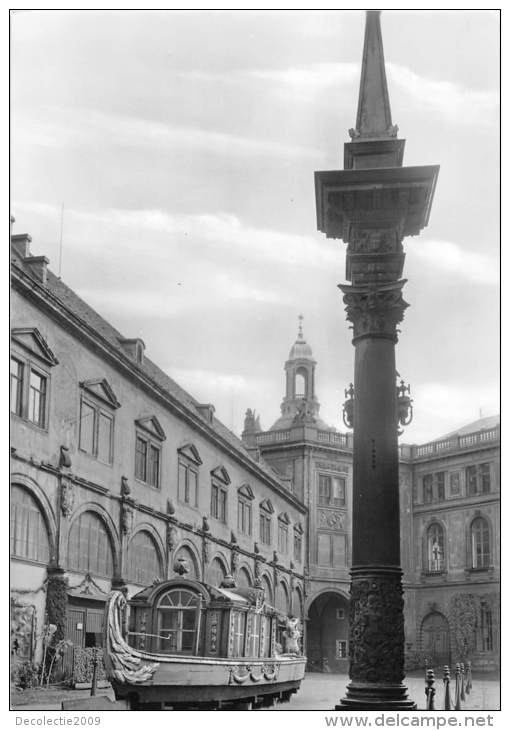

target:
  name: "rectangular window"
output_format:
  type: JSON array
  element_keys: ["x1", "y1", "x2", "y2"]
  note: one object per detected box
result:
[
  {"x1": 28, "y1": 370, "x2": 47, "y2": 427},
  {"x1": 332, "y1": 477, "x2": 346, "y2": 507},
  {"x1": 318, "y1": 475, "x2": 331, "y2": 506},
  {"x1": 178, "y1": 461, "x2": 198, "y2": 506},
  {"x1": 232, "y1": 611, "x2": 246, "y2": 658},
  {"x1": 134, "y1": 431, "x2": 161, "y2": 488},
  {"x1": 317, "y1": 533, "x2": 330, "y2": 566},
  {"x1": 423, "y1": 474, "x2": 433, "y2": 503},
  {"x1": 466, "y1": 463, "x2": 491, "y2": 496},
  {"x1": 294, "y1": 531, "x2": 302, "y2": 562},
  {"x1": 278, "y1": 523, "x2": 288, "y2": 554},
  {"x1": 211, "y1": 483, "x2": 227, "y2": 523},
  {"x1": 135, "y1": 436, "x2": 148, "y2": 482},
  {"x1": 238, "y1": 499, "x2": 252, "y2": 536},
  {"x1": 10, "y1": 358, "x2": 24, "y2": 416},
  {"x1": 148, "y1": 444, "x2": 160, "y2": 488},
  {"x1": 480, "y1": 463, "x2": 491, "y2": 494},
  {"x1": 450, "y1": 471, "x2": 461, "y2": 496},
  {"x1": 79, "y1": 399, "x2": 114, "y2": 464},
  {"x1": 97, "y1": 412, "x2": 113, "y2": 464},
  {"x1": 466, "y1": 465, "x2": 478, "y2": 496},
  {"x1": 79, "y1": 401, "x2": 95, "y2": 454},
  {"x1": 336, "y1": 640, "x2": 348, "y2": 659},
  {"x1": 332, "y1": 534, "x2": 346, "y2": 567},
  {"x1": 260, "y1": 512, "x2": 271, "y2": 545},
  {"x1": 436, "y1": 472, "x2": 445, "y2": 501}
]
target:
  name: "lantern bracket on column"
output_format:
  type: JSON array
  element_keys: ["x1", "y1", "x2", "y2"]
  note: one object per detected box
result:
[{"x1": 397, "y1": 378, "x2": 413, "y2": 432}]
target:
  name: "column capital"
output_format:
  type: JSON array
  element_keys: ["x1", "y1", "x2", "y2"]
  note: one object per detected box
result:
[{"x1": 339, "y1": 280, "x2": 408, "y2": 342}]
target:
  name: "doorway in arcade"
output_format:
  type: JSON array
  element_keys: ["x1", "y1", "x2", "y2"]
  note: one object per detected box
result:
[{"x1": 306, "y1": 592, "x2": 349, "y2": 673}]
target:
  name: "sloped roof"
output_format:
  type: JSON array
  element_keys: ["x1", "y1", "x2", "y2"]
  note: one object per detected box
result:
[
  {"x1": 14, "y1": 262, "x2": 293, "y2": 495},
  {"x1": 438, "y1": 415, "x2": 500, "y2": 440}
]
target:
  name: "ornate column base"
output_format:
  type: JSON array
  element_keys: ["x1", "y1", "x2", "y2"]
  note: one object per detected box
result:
[
  {"x1": 336, "y1": 683, "x2": 416, "y2": 711},
  {"x1": 335, "y1": 566, "x2": 417, "y2": 711}
]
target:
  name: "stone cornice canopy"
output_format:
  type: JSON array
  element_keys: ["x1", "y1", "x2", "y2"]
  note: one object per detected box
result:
[
  {"x1": 80, "y1": 378, "x2": 121, "y2": 409},
  {"x1": 11, "y1": 327, "x2": 59, "y2": 367},
  {"x1": 135, "y1": 415, "x2": 166, "y2": 441}
]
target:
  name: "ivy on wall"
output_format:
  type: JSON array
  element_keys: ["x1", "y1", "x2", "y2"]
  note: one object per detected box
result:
[
  {"x1": 45, "y1": 573, "x2": 68, "y2": 644},
  {"x1": 447, "y1": 593, "x2": 478, "y2": 660}
]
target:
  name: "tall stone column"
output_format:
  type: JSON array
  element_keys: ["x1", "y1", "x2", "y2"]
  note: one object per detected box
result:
[{"x1": 314, "y1": 11, "x2": 439, "y2": 710}]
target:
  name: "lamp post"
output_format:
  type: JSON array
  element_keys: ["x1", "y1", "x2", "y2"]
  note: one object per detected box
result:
[{"x1": 315, "y1": 11, "x2": 438, "y2": 709}]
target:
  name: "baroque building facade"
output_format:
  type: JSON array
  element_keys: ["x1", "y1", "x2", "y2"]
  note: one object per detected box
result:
[
  {"x1": 10, "y1": 226, "x2": 306, "y2": 676},
  {"x1": 242, "y1": 324, "x2": 500, "y2": 673}
]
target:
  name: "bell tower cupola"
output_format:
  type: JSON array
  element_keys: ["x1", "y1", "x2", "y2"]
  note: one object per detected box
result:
[{"x1": 270, "y1": 317, "x2": 330, "y2": 431}]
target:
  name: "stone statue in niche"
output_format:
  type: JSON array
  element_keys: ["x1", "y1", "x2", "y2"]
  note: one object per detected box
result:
[
  {"x1": 120, "y1": 503, "x2": 134, "y2": 536},
  {"x1": 120, "y1": 476, "x2": 131, "y2": 498}
]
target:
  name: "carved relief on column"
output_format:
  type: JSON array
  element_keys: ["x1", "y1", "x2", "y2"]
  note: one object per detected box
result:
[
  {"x1": 202, "y1": 535, "x2": 211, "y2": 570},
  {"x1": 231, "y1": 548, "x2": 239, "y2": 575},
  {"x1": 60, "y1": 475, "x2": 75, "y2": 518},
  {"x1": 340, "y1": 281, "x2": 408, "y2": 341},
  {"x1": 254, "y1": 556, "x2": 263, "y2": 588},
  {"x1": 120, "y1": 502, "x2": 134, "y2": 536},
  {"x1": 348, "y1": 569, "x2": 405, "y2": 684}
]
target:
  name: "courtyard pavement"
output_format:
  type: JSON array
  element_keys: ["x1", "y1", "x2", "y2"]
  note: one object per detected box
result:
[{"x1": 11, "y1": 671, "x2": 500, "y2": 712}]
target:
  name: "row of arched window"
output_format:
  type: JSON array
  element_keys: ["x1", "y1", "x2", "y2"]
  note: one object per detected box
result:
[
  {"x1": 10, "y1": 483, "x2": 303, "y2": 614},
  {"x1": 425, "y1": 516, "x2": 493, "y2": 573}
]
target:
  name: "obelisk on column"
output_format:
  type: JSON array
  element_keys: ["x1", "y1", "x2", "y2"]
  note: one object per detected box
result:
[{"x1": 315, "y1": 11, "x2": 439, "y2": 710}]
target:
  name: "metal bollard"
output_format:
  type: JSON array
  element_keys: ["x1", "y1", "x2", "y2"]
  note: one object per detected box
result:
[
  {"x1": 454, "y1": 663, "x2": 462, "y2": 710},
  {"x1": 466, "y1": 661, "x2": 472, "y2": 694},
  {"x1": 425, "y1": 668, "x2": 436, "y2": 711},
  {"x1": 443, "y1": 665, "x2": 452, "y2": 711},
  {"x1": 460, "y1": 662, "x2": 466, "y2": 702}
]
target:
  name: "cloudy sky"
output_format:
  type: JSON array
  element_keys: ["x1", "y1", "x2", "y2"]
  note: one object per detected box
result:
[{"x1": 11, "y1": 9, "x2": 499, "y2": 444}]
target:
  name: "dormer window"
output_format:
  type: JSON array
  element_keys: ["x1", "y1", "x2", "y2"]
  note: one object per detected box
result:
[
  {"x1": 134, "y1": 416, "x2": 166, "y2": 489},
  {"x1": 79, "y1": 379, "x2": 120, "y2": 465}
]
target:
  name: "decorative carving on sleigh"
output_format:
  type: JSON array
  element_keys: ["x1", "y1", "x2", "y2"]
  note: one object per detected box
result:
[
  {"x1": 229, "y1": 663, "x2": 279, "y2": 684},
  {"x1": 103, "y1": 591, "x2": 159, "y2": 684}
]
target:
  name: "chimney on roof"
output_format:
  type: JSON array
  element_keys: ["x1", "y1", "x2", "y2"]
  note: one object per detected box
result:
[
  {"x1": 197, "y1": 403, "x2": 215, "y2": 424},
  {"x1": 11, "y1": 227, "x2": 50, "y2": 285},
  {"x1": 118, "y1": 338, "x2": 145, "y2": 365},
  {"x1": 11, "y1": 233, "x2": 32, "y2": 259}
]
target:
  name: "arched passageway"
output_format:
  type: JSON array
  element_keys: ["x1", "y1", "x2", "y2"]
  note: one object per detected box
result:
[
  {"x1": 421, "y1": 611, "x2": 451, "y2": 667},
  {"x1": 306, "y1": 592, "x2": 349, "y2": 673}
]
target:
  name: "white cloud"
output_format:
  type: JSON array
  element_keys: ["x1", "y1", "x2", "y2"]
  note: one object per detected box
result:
[
  {"x1": 407, "y1": 239, "x2": 499, "y2": 286},
  {"x1": 15, "y1": 201, "x2": 342, "y2": 272},
  {"x1": 403, "y1": 381, "x2": 499, "y2": 445},
  {"x1": 245, "y1": 62, "x2": 359, "y2": 89},
  {"x1": 14, "y1": 106, "x2": 318, "y2": 159},
  {"x1": 387, "y1": 63, "x2": 498, "y2": 127}
]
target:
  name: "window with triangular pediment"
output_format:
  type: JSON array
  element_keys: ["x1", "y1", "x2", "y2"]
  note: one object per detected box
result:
[
  {"x1": 78, "y1": 379, "x2": 120, "y2": 465},
  {"x1": 11, "y1": 329, "x2": 58, "y2": 430},
  {"x1": 177, "y1": 443, "x2": 201, "y2": 508}
]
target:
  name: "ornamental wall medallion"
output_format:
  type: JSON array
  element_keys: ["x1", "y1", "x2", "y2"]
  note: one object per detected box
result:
[
  {"x1": 60, "y1": 477, "x2": 75, "y2": 518},
  {"x1": 318, "y1": 509, "x2": 345, "y2": 530}
]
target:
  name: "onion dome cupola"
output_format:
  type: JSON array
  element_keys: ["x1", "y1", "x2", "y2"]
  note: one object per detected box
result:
[{"x1": 270, "y1": 316, "x2": 330, "y2": 431}]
